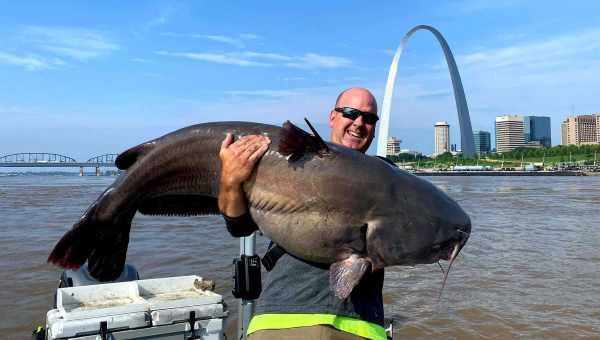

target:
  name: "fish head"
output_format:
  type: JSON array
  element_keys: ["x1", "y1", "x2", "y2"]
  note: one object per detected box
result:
[{"x1": 366, "y1": 172, "x2": 471, "y2": 270}]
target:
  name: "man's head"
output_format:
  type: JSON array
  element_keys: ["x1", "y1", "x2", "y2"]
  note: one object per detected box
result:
[{"x1": 329, "y1": 87, "x2": 378, "y2": 153}]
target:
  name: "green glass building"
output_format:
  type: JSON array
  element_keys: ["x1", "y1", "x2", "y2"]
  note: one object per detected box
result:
[{"x1": 473, "y1": 130, "x2": 491, "y2": 154}]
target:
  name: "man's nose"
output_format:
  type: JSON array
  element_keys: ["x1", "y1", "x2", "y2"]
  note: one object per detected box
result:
[{"x1": 352, "y1": 115, "x2": 365, "y2": 126}]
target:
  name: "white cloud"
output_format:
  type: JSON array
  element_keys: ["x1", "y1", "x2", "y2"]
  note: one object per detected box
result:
[
  {"x1": 282, "y1": 76, "x2": 306, "y2": 81},
  {"x1": 155, "y1": 51, "x2": 271, "y2": 67},
  {"x1": 286, "y1": 53, "x2": 352, "y2": 69},
  {"x1": 157, "y1": 50, "x2": 352, "y2": 69},
  {"x1": 459, "y1": 28, "x2": 600, "y2": 71},
  {"x1": 21, "y1": 26, "x2": 119, "y2": 61},
  {"x1": 161, "y1": 32, "x2": 263, "y2": 48},
  {"x1": 0, "y1": 52, "x2": 55, "y2": 71},
  {"x1": 240, "y1": 33, "x2": 262, "y2": 40},
  {"x1": 239, "y1": 51, "x2": 292, "y2": 61},
  {"x1": 202, "y1": 35, "x2": 245, "y2": 48},
  {"x1": 225, "y1": 89, "x2": 302, "y2": 98}
]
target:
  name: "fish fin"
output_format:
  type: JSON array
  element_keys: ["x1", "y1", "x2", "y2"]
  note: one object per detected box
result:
[
  {"x1": 279, "y1": 121, "x2": 329, "y2": 161},
  {"x1": 138, "y1": 195, "x2": 220, "y2": 216},
  {"x1": 115, "y1": 142, "x2": 155, "y2": 170},
  {"x1": 329, "y1": 255, "x2": 370, "y2": 300},
  {"x1": 303, "y1": 118, "x2": 329, "y2": 151},
  {"x1": 47, "y1": 219, "x2": 94, "y2": 270}
]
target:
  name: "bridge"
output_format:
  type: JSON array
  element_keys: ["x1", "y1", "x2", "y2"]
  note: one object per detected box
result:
[{"x1": 0, "y1": 153, "x2": 119, "y2": 175}]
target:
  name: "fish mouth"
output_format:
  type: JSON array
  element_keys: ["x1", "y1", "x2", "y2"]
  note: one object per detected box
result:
[{"x1": 428, "y1": 227, "x2": 470, "y2": 263}]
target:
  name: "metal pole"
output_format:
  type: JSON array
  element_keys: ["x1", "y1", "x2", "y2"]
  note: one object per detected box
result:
[
  {"x1": 542, "y1": 152, "x2": 545, "y2": 168},
  {"x1": 238, "y1": 234, "x2": 256, "y2": 340},
  {"x1": 521, "y1": 154, "x2": 524, "y2": 169}
]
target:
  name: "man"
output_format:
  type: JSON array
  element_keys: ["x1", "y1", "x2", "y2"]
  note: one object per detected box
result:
[{"x1": 218, "y1": 88, "x2": 387, "y2": 340}]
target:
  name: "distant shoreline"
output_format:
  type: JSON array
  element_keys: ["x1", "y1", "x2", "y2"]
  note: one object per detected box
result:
[
  {"x1": 416, "y1": 171, "x2": 594, "y2": 176},
  {"x1": 1, "y1": 170, "x2": 598, "y2": 177}
]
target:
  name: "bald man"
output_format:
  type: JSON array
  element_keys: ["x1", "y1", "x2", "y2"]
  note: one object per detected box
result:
[{"x1": 219, "y1": 88, "x2": 387, "y2": 340}]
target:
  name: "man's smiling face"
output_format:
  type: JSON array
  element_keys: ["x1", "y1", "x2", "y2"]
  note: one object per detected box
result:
[{"x1": 329, "y1": 88, "x2": 378, "y2": 153}]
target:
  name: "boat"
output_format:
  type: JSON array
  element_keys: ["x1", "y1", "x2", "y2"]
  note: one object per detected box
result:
[
  {"x1": 33, "y1": 264, "x2": 228, "y2": 340},
  {"x1": 33, "y1": 235, "x2": 394, "y2": 339}
]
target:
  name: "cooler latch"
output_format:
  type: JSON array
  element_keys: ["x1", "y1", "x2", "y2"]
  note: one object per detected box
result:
[{"x1": 186, "y1": 311, "x2": 202, "y2": 340}]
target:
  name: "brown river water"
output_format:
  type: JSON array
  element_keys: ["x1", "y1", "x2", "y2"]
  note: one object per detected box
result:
[{"x1": 0, "y1": 174, "x2": 598, "y2": 339}]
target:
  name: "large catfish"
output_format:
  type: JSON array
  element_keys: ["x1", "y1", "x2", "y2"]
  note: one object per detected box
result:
[{"x1": 48, "y1": 121, "x2": 471, "y2": 299}]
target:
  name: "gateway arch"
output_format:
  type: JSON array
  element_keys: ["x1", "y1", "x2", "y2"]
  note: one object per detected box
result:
[{"x1": 376, "y1": 25, "x2": 476, "y2": 158}]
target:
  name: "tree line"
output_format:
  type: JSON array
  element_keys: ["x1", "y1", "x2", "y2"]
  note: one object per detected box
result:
[
  {"x1": 385, "y1": 144, "x2": 600, "y2": 163},
  {"x1": 487, "y1": 144, "x2": 600, "y2": 160}
]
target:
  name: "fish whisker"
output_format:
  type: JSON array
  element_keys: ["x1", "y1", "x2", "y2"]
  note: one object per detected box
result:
[
  {"x1": 438, "y1": 243, "x2": 460, "y2": 301},
  {"x1": 437, "y1": 261, "x2": 445, "y2": 275}
]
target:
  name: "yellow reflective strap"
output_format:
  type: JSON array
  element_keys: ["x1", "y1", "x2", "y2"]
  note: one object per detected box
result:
[{"x1": 247, "y1": 313, "x2": 387, "y2": 340}]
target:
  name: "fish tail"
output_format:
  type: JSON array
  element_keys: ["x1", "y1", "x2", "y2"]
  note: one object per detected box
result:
[
  {"x1": 48, "y1": 202, "x2": 134, "y2": 282},
  {"x1": 87, "y1": 218, "x2": 132, "y2": 282},
  {"x1": 47, "y1": 210, "x2": 97, "y2": 270}
]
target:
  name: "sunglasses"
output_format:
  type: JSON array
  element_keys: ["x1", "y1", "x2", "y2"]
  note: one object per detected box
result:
[{"x1": 334, "y1": 107, "x2": 379, "y2": 125}]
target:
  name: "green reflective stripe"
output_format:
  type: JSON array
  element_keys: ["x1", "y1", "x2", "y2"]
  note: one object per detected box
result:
[{"x1": 247, "y1": 313, "x2": 387, "y2": 340}]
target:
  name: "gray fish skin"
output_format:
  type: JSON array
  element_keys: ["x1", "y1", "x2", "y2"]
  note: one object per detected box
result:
[
  {"x1": 248, "y1": 141, "x2": 470, "y2": 271},
  {"x1": 48, "y1": 121, "x2": 471, "y2": 293}
]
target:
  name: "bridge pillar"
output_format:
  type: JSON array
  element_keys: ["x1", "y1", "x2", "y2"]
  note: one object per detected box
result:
[
  {"x1": 79, "y1": 167, "x2": 84, "y2": 176},
  {"x1": 95, "y1": 166, "x2": 100, "y2": 176}
]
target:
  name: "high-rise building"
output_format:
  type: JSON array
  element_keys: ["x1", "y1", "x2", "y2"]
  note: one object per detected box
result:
[
  {"x1": 473, "y1": 130, "x2": 491, "y2": 154},
  {"x1": 523, "y1": 116, "x2": 551, "y2": 147},
  {"x1": 561, "y1": 121, "x2": 568, "y2": 146},
  {"x1": 560, "y1": 115, "x2": 598, "y2": 145},
  {"x1": 596, "y1": 114, "x2": 600, "y2": 143},
  {"x1": 495, "y1": 115, "x2": 524, "y2": 153},
  {"x1": 386, "y1": 137, "x2": 402, "y2": 156},
  {"x1": 434, "y1": 121, "x2": 450, "y2": 156}
]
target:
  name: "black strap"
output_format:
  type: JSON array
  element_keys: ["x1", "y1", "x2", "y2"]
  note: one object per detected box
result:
[
  {"x1": 99, "y1": 321, "x2": 108, "y2": 340},
  {"x1": 222, "y1": 211, "x2": 259, "y2": 237},
  {"x1": 261, "y1": 243, "x2": 286, "y2": 271}
]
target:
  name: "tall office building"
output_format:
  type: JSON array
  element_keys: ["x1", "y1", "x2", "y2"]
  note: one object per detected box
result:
[
  {"x1": 434, "y1": 121, "x2": 450, "y2": 156},
  {"x1": 560, "y1": 120, "x2": 568, "y2": 146},
  {"x1": 560, "y1": 114, "x2": 598, "y2": 145},
  {"x1": 596, "y1": 114, "x2": 600, "y2": 143},
  {"x1": 386, "y1": 137, "x2": 402, "y2": 156},
  {"x1": 473, "y1": 130, "x2": 491, "y2": 154},
  {"x1": 523, "y1": 116, "x2": 551, "y2": 147},
  {"x1": 495, "y1": 115, "x2": 524, "y2": 153}
]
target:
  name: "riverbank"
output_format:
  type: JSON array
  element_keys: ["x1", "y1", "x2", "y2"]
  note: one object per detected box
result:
[{"x1": 415, "y1": 170, "x2": 590, "y2": 176}]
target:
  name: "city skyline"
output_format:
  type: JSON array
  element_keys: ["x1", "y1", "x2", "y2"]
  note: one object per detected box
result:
[
  {"x1": 389, "y1": 111, "x2": 596, "y2": 157},
  {"x1": 2, "y1": 2, "x2": 600, "y2": 157}
]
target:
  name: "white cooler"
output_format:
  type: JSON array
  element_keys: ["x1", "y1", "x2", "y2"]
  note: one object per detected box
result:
[{"x1": 46, "y1": 275, "x2": 227, "y2": 340}]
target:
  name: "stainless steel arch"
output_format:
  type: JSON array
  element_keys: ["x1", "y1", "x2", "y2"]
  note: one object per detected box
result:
[{"x1": 376, "y1": 25, "x2": 476, "y2": 158}]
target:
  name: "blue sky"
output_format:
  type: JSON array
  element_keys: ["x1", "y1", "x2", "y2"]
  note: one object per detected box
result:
[{"x1": 1, "y1": 1, "x2": 600, "y2": 159}]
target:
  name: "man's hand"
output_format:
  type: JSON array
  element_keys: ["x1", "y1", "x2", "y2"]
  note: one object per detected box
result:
[{"x1": 218, "y1": 133, "x2": 270, "y2": 217}]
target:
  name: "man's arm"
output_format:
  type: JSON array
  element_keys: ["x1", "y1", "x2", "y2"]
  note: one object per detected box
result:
[{"x1": 218, "y1": 133, "x2": 270, "y2": 236}]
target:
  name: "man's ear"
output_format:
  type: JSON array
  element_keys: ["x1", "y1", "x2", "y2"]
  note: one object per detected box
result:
[{"x1": 329, "y1": 110, "x2": 336, "y2": 128}]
